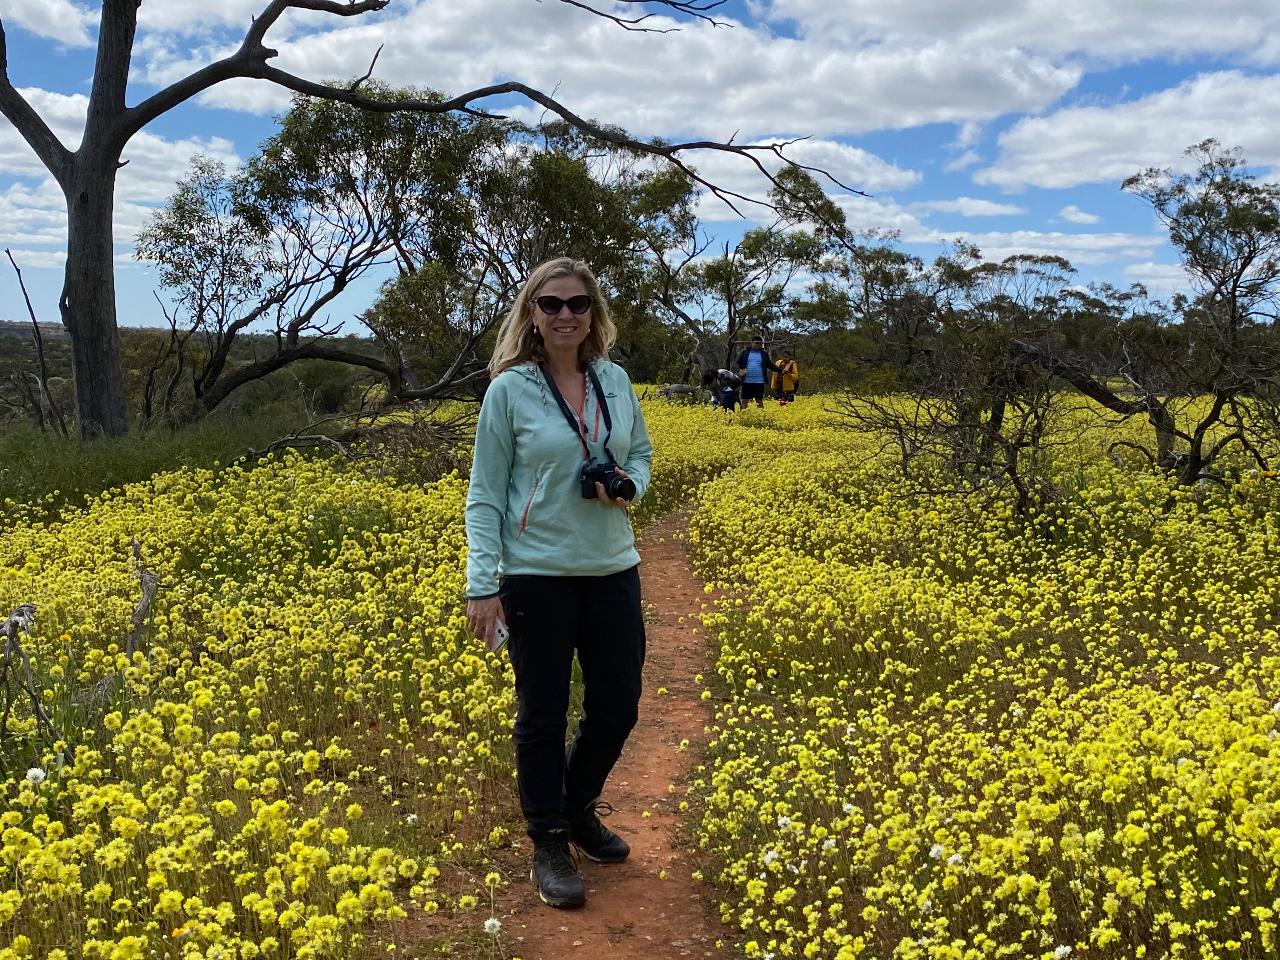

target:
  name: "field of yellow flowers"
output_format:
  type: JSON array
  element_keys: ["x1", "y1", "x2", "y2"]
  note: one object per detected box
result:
[
  {"x1": 0, "y1": 399, "x2": 794, "y2": 959},
  {"x1": 2, "y1": 394, "x2": 1279, "y2": 960},
  {"x1": 685, "y1": 403, "x2": 1280, "y2": 959}
]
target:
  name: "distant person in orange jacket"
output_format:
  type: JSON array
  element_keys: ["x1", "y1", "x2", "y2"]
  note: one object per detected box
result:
[{"x1": 772, "y1": 351, "x2": 799, "y2": 404}]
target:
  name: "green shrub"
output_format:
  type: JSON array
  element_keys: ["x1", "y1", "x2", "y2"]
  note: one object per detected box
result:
[{"x1": 0, "y1": 403, "x2": 314, "y2": 521}]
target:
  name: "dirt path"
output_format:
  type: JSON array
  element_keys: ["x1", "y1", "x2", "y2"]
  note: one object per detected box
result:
[{"x1": 498, "y1": 512, "x2": 730, "y2": 959}]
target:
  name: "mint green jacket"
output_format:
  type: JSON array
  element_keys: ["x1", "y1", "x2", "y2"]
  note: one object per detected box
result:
[{"x1": 464, "y1": 359, "x2": 653, "y2": 599}]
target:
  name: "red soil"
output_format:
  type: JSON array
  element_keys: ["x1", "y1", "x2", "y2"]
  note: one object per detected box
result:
[{"x1": 497, "y1": 512, "x2": 731, "y2": 959}]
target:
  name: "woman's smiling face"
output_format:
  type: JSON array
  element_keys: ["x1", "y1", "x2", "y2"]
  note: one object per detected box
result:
[{"x1": 531, "y1": 274, "x2": 593, "y2": 354}]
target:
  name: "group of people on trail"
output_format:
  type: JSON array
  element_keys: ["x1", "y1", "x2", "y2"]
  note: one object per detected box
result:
[{"x1": 701, "y1": 335, "x2": 800, "y2": 412}]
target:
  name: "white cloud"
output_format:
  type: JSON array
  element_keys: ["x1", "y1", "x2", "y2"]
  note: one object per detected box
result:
[
  {"x1": 132, "y1": 0, "x2": 1080, "y2": 140},
  {"x1": 1122, "y1": 261, "x2": 1193, "y2": 301},
  {"x1": 940, "y1": 229, "x2": 1165, "y2": 267},
  {"x1": 693, "y1": 187, "x2": 1163, "y2": 274},
  {"x1": 0, "y1": 0, "x2": 96, "y2": 47},
  {"x1": 912, "y1": 197, "x2": 1027, "y2": 217},
  {"x1": 1058, "y1": 204, "x2": 1100, "y2": 224},
  {"x1": 764, "y1": 0, "x2": 1280, "y2": 65},
  {"x1": 0, "y1": 180, "x2": 67, "y2": 245},
  {"x1": 0, "y1": 246, "x2": 66, "y2": 269},
  {"x1": 136, "y1": 0, "x2": 302, "y2": 36},
  {"x1": 954, "y1": 121, "x2": 984, "y2": 150},
  {"x1": 0, "y1": 172, "x2": 211, "y2": 254},
  {"x1": 0, "y1": 88, "x2": 88, "y2": 175},
  {"x1": 0, "y1": 87, "x2": 241, "y2": 254},
  {"x1": 976, "y1": 72, "x2": 1280, "y2": 191},
  {"x1": 945, "y1": 149, "x2": 982, "y2": 173},
  {"x1": 682, "y1": 140, "x2": 919, "y2": 223},
  {"x1": 835, "y1": 193, "x2": 930, "y2": 239},
  {"x1": 117, "y1": 133, "x2": 241, "y2": 205}
]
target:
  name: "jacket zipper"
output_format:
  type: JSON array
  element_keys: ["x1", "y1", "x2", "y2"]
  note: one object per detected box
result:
[{"x1": 517, "y1": 472, "x2": 542, "y2": 538}]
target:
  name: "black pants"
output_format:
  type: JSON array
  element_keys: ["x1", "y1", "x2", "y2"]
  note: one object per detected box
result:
[{"x1": 500, "y1": 566, "x2": 646, "y2": 840}]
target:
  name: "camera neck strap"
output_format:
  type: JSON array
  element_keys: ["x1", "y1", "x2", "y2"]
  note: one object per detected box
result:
[{"x1": 538, "y1": 361, "x2": 615, "y2": 463}]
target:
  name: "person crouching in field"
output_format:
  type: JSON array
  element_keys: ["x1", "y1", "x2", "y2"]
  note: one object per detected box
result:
[
  {"x1": 464, "y1": 257, "x2": 653, "y2": 909},
  {"x1": 702, "y1": 367, "x2": 743, "y2": 412}
]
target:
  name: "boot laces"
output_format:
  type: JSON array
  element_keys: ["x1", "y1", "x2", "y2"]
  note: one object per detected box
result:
[
  {"x1": 585, "y1": 800, "x2": 615, "y2": 822},
  {"x1": 537, "y1": 837, "x2": 580, "y2": 879},
  {"x1": 574, "y1": 800, "x2": 616, "y2": 842}
]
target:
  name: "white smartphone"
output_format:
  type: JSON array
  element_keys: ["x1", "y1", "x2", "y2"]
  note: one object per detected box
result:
[{"x1": 490, "y1": 618, "x2": 510, "y2": 654}]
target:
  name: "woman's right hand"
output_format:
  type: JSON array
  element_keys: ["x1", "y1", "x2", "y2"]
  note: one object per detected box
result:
[{"x1": 466, "y1": 595, "x2": 506, "y2": 652}]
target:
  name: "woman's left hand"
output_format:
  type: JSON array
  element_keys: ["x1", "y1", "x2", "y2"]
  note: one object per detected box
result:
[{"x1": 594, "y1": 467, "x2": 631, "y2": 511}]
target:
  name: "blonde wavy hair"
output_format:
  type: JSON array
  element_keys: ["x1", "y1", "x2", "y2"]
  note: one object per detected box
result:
[{"x1": 488, "y1": 258, "x2": 617, "y2": 377}]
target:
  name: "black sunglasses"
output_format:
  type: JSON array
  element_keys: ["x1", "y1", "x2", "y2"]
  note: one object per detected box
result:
[{"x1": 533, "y1": 294, "x2": 593, "y2": 316}]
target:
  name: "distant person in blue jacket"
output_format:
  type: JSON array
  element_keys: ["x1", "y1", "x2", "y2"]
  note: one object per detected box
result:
[
  {"x1": 464, "y1": 257, "x2": 653, "y2": 910},
  {"x1": 736, "y1": 335, "x2": 779, "y2": 408}
]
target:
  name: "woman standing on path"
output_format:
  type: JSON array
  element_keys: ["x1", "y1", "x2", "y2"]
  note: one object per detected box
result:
[{"x1": 464, "y1": 258, "x2": 654, "y2": 909}]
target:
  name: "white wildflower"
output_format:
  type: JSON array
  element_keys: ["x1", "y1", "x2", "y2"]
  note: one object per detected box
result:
[
  {"x1": 405, "y1": 813, "x2": 419, "y2": 826},
  {"x1": 777, "y1": 815, "x2": 792, "y2": 829},
  {"x1": 25, "y1": 767, "x2": 45, "y2": 786},
  {"x1": 763, "y1": 849, "x2": 779, "y2": 866},
  {"x1": 929, "y1": 843, "x2": 945, "y2": 859},
  {"x1": 1053, "y1": 947, "x2": 1072, "y2": 960},
  {"x1": 822, "y1": 838, "x2": 837, "y2": 851},
  {"x1": 842, "y1": 802, "x2": 855, "y2": 814},
  {"x1": 947, "y1": 853, "x2": 964, "y2": 866},
  {"x1": 483, "y1": 917, "x2": 501, "y2": 936}
]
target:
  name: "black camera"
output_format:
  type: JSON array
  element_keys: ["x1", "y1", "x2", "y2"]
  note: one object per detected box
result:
[{"x1": 580, "y1": 461, "x2": 637, "y2": 502}]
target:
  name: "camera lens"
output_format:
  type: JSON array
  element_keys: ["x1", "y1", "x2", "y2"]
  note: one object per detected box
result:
[{"x1": 608, "y1": 473, "x2": 637, "y2": 502}]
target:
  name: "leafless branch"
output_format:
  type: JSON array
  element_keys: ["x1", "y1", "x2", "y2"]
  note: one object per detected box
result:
[
  {"x1": 350, "y1": 43, "x2": 384, "y2": 91},
  {"x1": 1107, "y1": 439, "x2": 1156, "y2": 469},
  {"x1": 1, "y1": 605, "x2": 72, "y2": 762},
  {"x1": 550, "y1": 0, "x2": 730, "y2": 31},
  {"x1": 128, "y1": 0, "x2": 858, "y2": 218},
  {"x1": 126, "y1": 541, "x2": 160, "y2": 659},
  {"x1": 6, "y1": 248, "x2": 68, "y2": 436}
]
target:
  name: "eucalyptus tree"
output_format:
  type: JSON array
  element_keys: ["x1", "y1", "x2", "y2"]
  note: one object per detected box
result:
[
  {"x1": 0, "y1": 0, "x2": 828, "y2": 436},
  {"x1": 138, "y1": 95, "x2": 704, "y2": 419},
  {"x1": 1107, "y1": 140, "x2": 1280, "y2": 481},
  {"x1": 1016, "y1": 141, "x2": 1280, "y2": 486},
  {"x1": 363, "y1": 120, "x2": 706, "y2": 386},
  {"x1": 835, "y1": 246, "x2": 1082, "y2": 514},
  {"x1": 646, "y1": 167, "x2": 838, "y2": 374},
  {"x1": 136, "y1": 87, "x2": 507, "y2": 421}
]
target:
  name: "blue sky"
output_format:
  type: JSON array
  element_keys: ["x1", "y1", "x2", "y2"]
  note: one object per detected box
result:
[{"x1": 3, "y1": 0, "x2": 1280, "y2": 330}]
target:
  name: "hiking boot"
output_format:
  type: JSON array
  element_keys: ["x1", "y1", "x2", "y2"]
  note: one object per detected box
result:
[
  {"x1": 530, "y1": 831, "x2": 586, "y2": 908},
  {"x1": 569, "y1": 800, "x2": 630, "y2": 863}
]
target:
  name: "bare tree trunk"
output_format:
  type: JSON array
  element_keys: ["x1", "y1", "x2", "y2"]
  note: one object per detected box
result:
[{"x1": 61, "y1": 161, "x2": 129, "y2": 437}]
